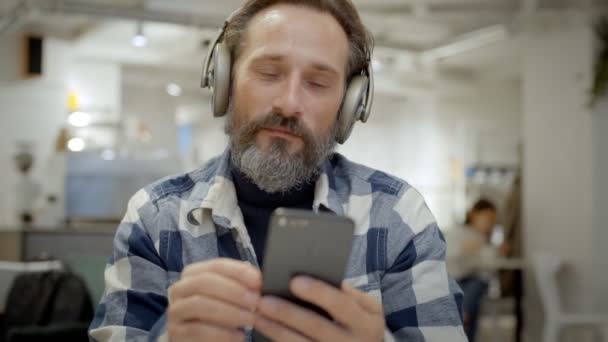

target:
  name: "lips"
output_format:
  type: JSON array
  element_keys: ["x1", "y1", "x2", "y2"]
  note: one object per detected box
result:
[{"x1": 261, "y1": 126, "x2": 301, "y2": 138}]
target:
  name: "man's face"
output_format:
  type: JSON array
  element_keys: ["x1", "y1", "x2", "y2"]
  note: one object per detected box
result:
[{"x1": 227, "y1": 4, "x2": 350, "y2": 192}]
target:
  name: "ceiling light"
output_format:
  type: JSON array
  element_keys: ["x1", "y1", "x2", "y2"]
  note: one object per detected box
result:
[
  {"x1": 167, "y1": 83, "x2": 182, "y2": 97},
  {"x1": 67, "y1": 137, "x2": 86, "y2": 152},
  {"x1": 132, "y1": 35, "x2": 147, "y2": 48},
  {"x1": 68, "y1": 111, "x2": 91, "y2": 127},
  {"x1": 131, "y1": 22, "x2": 147, "y2": 48}
]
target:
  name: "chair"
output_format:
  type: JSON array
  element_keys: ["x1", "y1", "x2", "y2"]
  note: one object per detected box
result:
[
  {"x1": 0, "y1": 261, "x2": 92, "y2": 342},
  {"x1": 0, "y1": 261, "x2": 65, "y2": 342},
  {"x1": 532, "y1": 254, "x2": 608, "y2": 342}
]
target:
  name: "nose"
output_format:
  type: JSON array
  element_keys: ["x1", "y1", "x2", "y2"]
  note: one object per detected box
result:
[{"x1": 271, "y1": 74, "x2": 303, "y2": 118}]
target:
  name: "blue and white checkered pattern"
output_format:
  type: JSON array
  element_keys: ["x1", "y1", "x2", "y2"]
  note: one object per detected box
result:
[{"x1": 89, "y1": 149, "x2": 467, "y2": 341}]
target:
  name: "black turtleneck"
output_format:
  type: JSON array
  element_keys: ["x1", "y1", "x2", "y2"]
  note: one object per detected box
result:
[{"x1": 231, "y1": 167, "x2": 316, "y2": 265}]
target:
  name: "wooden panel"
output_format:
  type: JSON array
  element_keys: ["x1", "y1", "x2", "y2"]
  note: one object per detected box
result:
[{"x1": 0, "y1": 232, "x2": 23, "y2": 261}]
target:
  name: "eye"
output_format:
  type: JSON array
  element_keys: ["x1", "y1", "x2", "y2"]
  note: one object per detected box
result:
[
  {"x1": 308, "y1": 81, "x2": 328, "y2": 89},
  {"x1": 255, "y1": 66, "x2": 280, "y2": 80},
  {"x1": 310, "y1": 82, "x2": 327, "y2": 88},
  {"x1": 259, "y1": 71, "x2": 278, "y2": 78}
]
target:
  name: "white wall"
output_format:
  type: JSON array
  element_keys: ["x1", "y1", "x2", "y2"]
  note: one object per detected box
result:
[
  {"x1": 122, "y1": 83, "x2": 180, "y2": 154},
  {"x1": 188, "y1": 104, "x2": 229, "y2": 165},
  {"x1": 67, "y1": 61, "x2": 122, "y2": 150},
  {"x1": 121, "y1": 72, "x2": 216, "y2": 172},
  {"x1": 67, "y1": 62, "x2": 121, "y2": 120},
  {"x1": 339, "y1": 80, "x2": 521, "y2": 229},
  {"x1": 0, "y1": 34, "x2": 124, "y2": 227},
  {"x1": 521, "y1": 13, "x2": 596, "y2": 341},
  {"x1": 340, "y1": 94, "x2": 456, "y2": 225},
  {"x1": 0, "y1": 34, "x2": 70, "y2": 227}
]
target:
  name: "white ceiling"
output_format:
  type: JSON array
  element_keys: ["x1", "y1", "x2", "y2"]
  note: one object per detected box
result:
[{"x1": 1, "y1": 0, "x2": 606, "y2": 96}]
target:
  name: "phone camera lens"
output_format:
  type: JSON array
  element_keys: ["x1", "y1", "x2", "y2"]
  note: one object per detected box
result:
[{"x1": 278, "y1": 217, "x2": 287, "y2": 227}]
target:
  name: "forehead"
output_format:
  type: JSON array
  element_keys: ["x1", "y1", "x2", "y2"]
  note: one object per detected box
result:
[
  {"x1": 238, "y1": 4, "x2": 349, "y2": 73},
  {"x1": 477, "y1": 209, "x2": 496, "y2": 216}
]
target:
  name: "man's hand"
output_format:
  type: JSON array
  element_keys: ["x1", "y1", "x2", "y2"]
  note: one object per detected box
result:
[
  {"x1": 253, "y1": 276, "x2": 385, "y2": 341},
  {"x1": 167, "y1": 259, "x2": 262, "y2": 341}
]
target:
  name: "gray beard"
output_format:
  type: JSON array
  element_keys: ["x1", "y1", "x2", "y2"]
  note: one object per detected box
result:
[
  {"x1": 233, "y1": 140, "x2": 318, "y2": 193},
  {"x1": 225, "y1": 105, "x2": 337, "y2": 193}
]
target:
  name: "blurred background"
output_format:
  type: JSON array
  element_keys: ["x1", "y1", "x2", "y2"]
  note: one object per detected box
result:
[{"x1": 0, "y1": 0, "x2": 607, "y2": 341}]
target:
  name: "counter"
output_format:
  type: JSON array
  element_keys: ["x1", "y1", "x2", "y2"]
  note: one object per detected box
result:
[{"x1": 0, "y1": 226, "x2": 116, "y2": 261}]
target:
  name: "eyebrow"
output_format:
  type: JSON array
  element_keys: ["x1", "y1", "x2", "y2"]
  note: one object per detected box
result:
[{"x1": 250, "y1": 53, "x2": 340, "y2": 76}]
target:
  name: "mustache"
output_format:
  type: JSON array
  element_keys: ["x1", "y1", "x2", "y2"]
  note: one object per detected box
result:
[
  {"x1": 236, "y1": 112, "x2": 314, "y2": 145},
  {"x1": 255, "y1": 113, "x2": 305, "y2": 136}
]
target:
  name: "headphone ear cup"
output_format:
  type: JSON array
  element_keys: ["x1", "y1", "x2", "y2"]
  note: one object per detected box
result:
[
  {"x1": 210, "y1": 42, "x2": 232, "y2": 117},
  {"x1": 335, "y1": 75, "x2": 369, "y2": 144}
]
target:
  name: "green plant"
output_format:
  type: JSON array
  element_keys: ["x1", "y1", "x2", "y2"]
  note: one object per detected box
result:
[{"x1": 592, "y1": 17, "x2": 608, "y2": 105}]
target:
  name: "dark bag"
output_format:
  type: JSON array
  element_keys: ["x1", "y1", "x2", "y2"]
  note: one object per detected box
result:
[{"x1": 2, "y1": 270, "x2": 93, "y2": 342}]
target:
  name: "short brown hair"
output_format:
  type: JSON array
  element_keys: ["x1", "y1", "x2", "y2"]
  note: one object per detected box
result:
[
  {"x1": 465, "y1": 198, "x2": 497, "y2": 224},
  {"x1": 223, "y1": 0, "x2": 373, "y2": 80}
]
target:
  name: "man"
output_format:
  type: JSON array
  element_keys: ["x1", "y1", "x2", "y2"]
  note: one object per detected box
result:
[{"x1": 89, "y1": 1, "x2": 466, "y2": 341}]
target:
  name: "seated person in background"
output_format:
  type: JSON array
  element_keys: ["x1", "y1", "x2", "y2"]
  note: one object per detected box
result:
[{"x1": 446, "y1": 198, "x2": 509, "y2": 342}]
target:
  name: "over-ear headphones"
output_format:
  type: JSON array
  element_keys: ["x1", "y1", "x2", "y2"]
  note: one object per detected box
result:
[{"x1": 201, "y1": 6, "x2": 374, "y2": 144}]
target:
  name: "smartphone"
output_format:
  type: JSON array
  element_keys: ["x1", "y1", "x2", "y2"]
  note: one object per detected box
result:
[{"x1": 260, "y1": 208, "x2": 355, "y2": 318}]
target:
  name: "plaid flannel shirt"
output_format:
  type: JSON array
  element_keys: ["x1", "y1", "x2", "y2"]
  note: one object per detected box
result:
[{"x1": 89, "y1": 149, "x2": 466, "y2": 341}]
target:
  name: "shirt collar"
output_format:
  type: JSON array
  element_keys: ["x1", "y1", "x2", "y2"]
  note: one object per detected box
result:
[{"x1": 186, "y1": 148, "x2": 345, "y2": 229}]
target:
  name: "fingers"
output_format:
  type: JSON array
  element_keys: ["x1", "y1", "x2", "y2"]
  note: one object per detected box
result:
[
  {"x1": 289, "y1": 276, "x2": 363, "y2": 328},
  {"x1": 168, "y1": 295, "x2": 256, "y2": 329},
  {"x1": 340, "y1": 282, "x2": 386, "y2": 340},
  {"x1": 167, "y1": 259, "x2": 262, "y2": 341},
  {"x1": 169, "y1": 272, "x2": 260, "y2": 311},
  {"x1": 254, "y1": 313, "x2": 311, "y2": 342},
  {"x1": 181, "y1": 259, "x2": 262, "y2": 291},
  {"x1": 168, "y1": 321, "x2": 245, "y2": 342},
  {"x1": 341, "y1": 282, "x2": 383, "y2": 315},
  {"x1": 255, "y1": 296, "x2": 347, "y2": 341}
]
